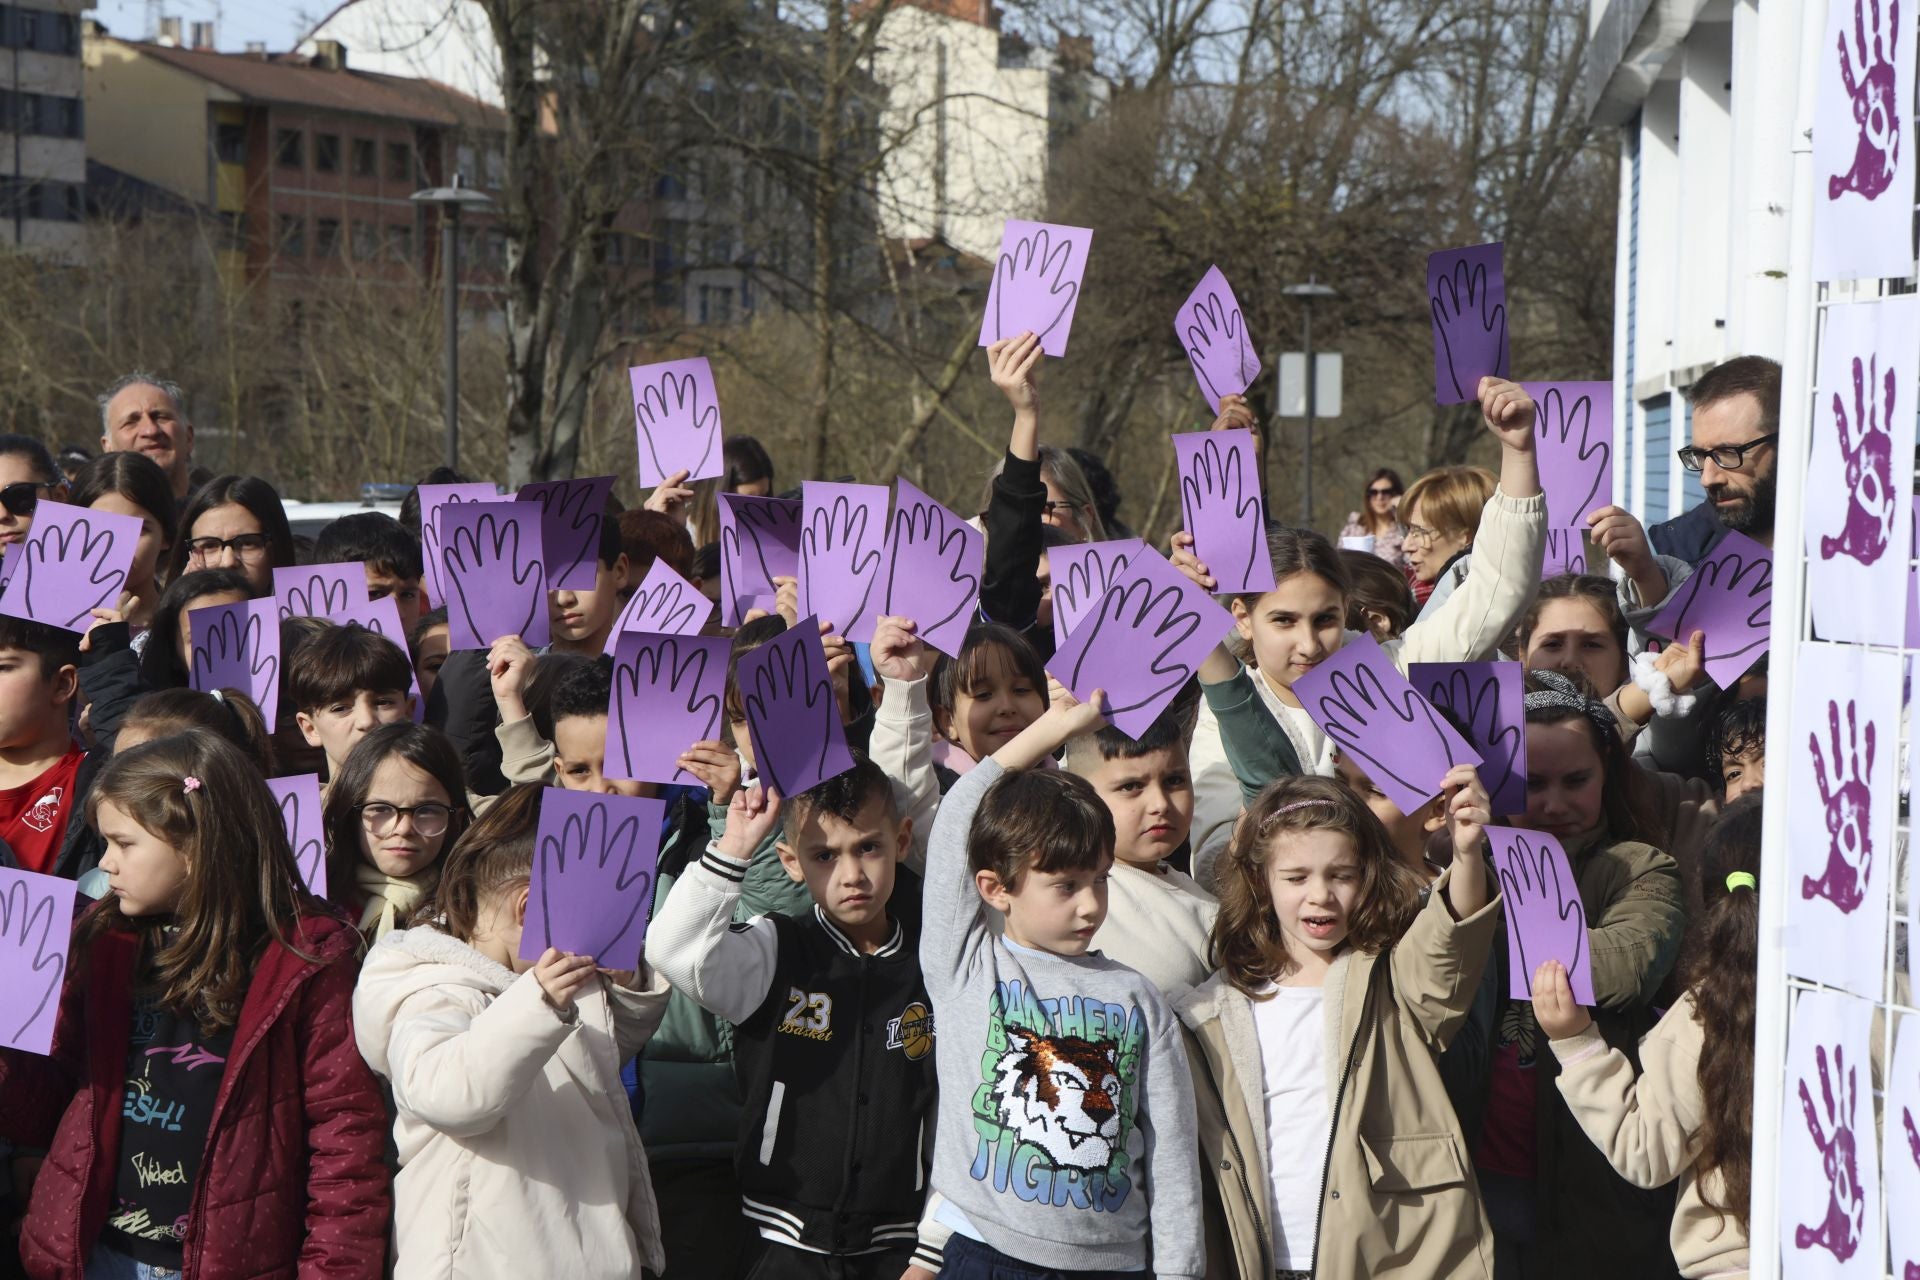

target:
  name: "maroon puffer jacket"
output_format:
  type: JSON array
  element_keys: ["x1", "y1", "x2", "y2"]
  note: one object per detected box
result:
[{"x1": 0, "y1": 911, "x2": 390, "y2": 1279}]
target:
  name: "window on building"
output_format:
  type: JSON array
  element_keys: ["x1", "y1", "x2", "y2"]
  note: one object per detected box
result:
[
  {"x1": 314, "y1": 133, "x2": 341, "y2": 173},
  {"x1": 278, "y1": 214, "x2": 305, "y2": 258},
  {"x1": 314, "y1": 217, "x2": 340, "y2": 258},
  {"x1": 386, "y1": 223, "x2": 413, "y2": 262},
  {"x1": 456, "y1": 143, "x2": 477, "y2": 185},
  {"x1": 486, "y1": 229, "x2": 506, "y2": 269},
  {"x1": 0, "y1": 176, "x2": 83, "y2": 223},
  {"x1": 350, "y1": 138, "x2": 376, "y2": 177},
  {"x1": 0, "y1": 91, "x2": 83, "y2": 139},
  {"x1": 606, "y1": 232, "x2": 625, "y2": 266},
  {"x1": 483, "y1": 143, "x2": 503, "y2": 189},
  {"x1": 698, "y1": 285, "x2": 733, "y2": 326},
  {"x1": 214, "y1": 121, "x2": 246, "y2": 164},
  {"x1": 275, "y1": 128, "x2": 304, "y2": 170},
  {"x1": 352, "y1": 220, "x2": 378, "y2": 260},
  {"x1": 219, "y1": 211, "x2": 247, "y2": 250},
  {"x1": 386, "y1": 141, "x2": 412, "y2": 183}
]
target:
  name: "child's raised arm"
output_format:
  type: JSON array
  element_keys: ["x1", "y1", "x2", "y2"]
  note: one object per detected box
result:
[
  {"x1": 979, "y1": 332, "x2": 1047, "y2": 633},
  {"x1": 989, "y1": 678, "x2": 1109, "y2": 772},
  {"x1": 865, "y1": 615, "x2": 940, "y2": 868},
  {"x1": 1389, "y1": 764, "x2": 1503, "y2": 1051},
  {"x1": 643, "y1": 785, "x2": 786, "y2": 1025}
]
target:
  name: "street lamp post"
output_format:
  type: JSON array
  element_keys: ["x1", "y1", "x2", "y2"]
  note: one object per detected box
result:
[
  {"x1": 1280, "y1": 279, "x2": 1338, "y2": 526},
  {"x1": 411, "y1": 175, "x2": 494, "y2": 470}
]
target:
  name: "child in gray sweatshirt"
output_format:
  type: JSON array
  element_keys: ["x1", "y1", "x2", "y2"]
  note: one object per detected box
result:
[{"x1": 919, "y1": 683, "x2": 1204, "y2": 1280}]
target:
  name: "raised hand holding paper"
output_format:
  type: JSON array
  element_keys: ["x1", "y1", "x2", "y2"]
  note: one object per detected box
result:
[
  {"x1": 1050, "y1": 538, "x2": 1145, "y2": 648},
  {"x1": 0, "y1": 868, "x2": 76, "y2": 1055},
  {"x1": 800, "y1": 480, "x2": 889, "y2": 643},
  {"x1": 0, "y1": 500, "x2": 142, "y2": 632},
  {"x1": 604, "y1": 557, "x2": 713, "y2": 654},
  {"x1": 1293, "y1": 634, "x2": 1484, "y2": 814},
  {"x1": 1645, "y1": 531, "x2": 1773, "y2": 687},
  {"x1": 604, "y1": 632, "x2": 729, "y2": 785},
  {"x1": 978, "y1": 219, "x2": 1093, "y2": 358},
  {"x1": 1177, "y1": 266, "x2": 1261, "y2": 411},
  {"x1": 520, "y1": 788, "x2": 665, "y2": 971},
  {"x1": 516, "y1": 475, "x2": 615, "y2": 592},
  {"x1": 274, "y1": 562, "x2": 364, "y2": 621},
  {"x1": 1521, "y1": 381, "x2": 1614, "y2": 525},
  {"x1": 739, "y1": 618, "x2": 857, "y2": 797},
  {"x1": 190, "y1": 597, "x2": 281, "y2": 730},
  {"x1": 435, "y1": 501, "x2": 549, "y2": 650},
  {"x1": 1049, "y1": 546, "x2": 1234, "y2": 738},
  {"x1": 719, "y1": 493, "x2": 802, "y2": 629},
  {"x1": 879, "y1": 478, "x2": 981, "y2": 658},
  {"x1": 1410, "y1": 662, "x2": 1526, "y2": 817},
  {"x1": 1176, "y1": 430, "x2": 1272, "y2": 594},
  {"x1": 267, "y1": 774, "x2": 327, "y2": 897},
  {"x1": 1485, "y1": 826, "x2": 1594, "y2": 1004},
  {"x1": 1428, "y1": 242, "x2": 1509, "y2": 404},
  {"x1": 631, "y1": 357, "x2": 723, "y2": 488}
]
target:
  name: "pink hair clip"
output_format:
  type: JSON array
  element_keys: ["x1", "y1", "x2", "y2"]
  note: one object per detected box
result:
[{"x1": 182, "y1": 776, "x2": 202, "y2": 795}]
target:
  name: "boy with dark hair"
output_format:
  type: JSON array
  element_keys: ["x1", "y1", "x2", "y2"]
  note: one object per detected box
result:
[
  {"x1": 0, "y1": 618, "x2": 83, "y2": 873},
  {"x1": 647, "y1": 757, "x2": 935, "y2": 1278},
  {"x1": 617, "y1": 507, "x2": 698, "y2": 584},
  {"x1": 288, "y1": 622, "x2": 416, "y2": 776},
  {"x1": 923, "y1": 685, "x2": 1203, "y2": 1280},
  {"x1": 1704, "y1": 695, "x2": 1766, "y2": 804},
  {"x1": 548, "y1": 509, "x2": 631, "y2": 656},
  {"x1": 312, "y1": 511, "x2": 427, "y2": 631},
  {"x1": 1061, "y1": 696, "x2": 1216, "y2": 994},
  {"x1": 406, "y1": 605, "x2": 450, "y2": 703}
]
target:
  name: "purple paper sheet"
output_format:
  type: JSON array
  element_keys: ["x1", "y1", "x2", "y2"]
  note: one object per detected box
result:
[
  {"x1": 1048, "y1": 545, "x2": 1235, "y2": 738},
  {"x1": 604, "y1": 632, "x2": 730, "y2": 785},
  {"x1": 879, "y1": 478, "x2": 982, "y2": 658},
  {"x1": 1645, "y1": 531, "x2": 1772, "y2": 688},
  {"x1": 1409, "y1": 662, "x2": 1528, "y2": 818},
  {"x1": 604, "y1": 558, "x2": 713, "y2": 655},
  {"x1": 1521, "y1": 381, "x2": 1615, "y2": 527},
  {"x1": 189, "y1": 597, "x2": 282, "y2": 731},
  {"x1": 274, "y1": 563, "x2": 367, "y2": 621},
  {"x1": 738, "y1": 617, "x2": 857, "y2": 797},
  {"x1": 0, "y1": 500, "x2": 143, "y2": 633},
  {"x1": 1429, "y1": 242, "x2": 1510, "y2": 405},
  {"x1": 1486, "y1": 825, "x2": 1595, "y2": 1004},
  {"x1": 719, "y1": 494, "x2": 802, "y2": 629},
  {"x1": 1050, "y1": 538, "x2": 1146, "y2": 649},
  {"x1": 1542, "y1": 528, "x2": 1590, "y2": 576},
  {"x1": 1176, "y1": 265, "x2": 1262, "y2": 411},
  {"x1": 978, "y1": 219, "x2": 1094, "y2": 358},
  {"x1": 417, "y1": 482, "x2": 502, "y2": 607},
  {"x1": 1176, "y1": 430, "x2": 1274, "y2": 594},
  {"x1": 433, "y1": 501, "x2": 550, "y2": 650},
  {"x1": 267, "y1": 774, "x2": 327, "y2": 897},
  {"x1": 1293, "y1": 634, "x2": 1485, "y2": 814},
  {"x1": 0, "y1": 867, "x2": 77, "y2": 1055},
  {"x1": 630, "y1": 356, "x2": 724, "y2": 489},
  {"x1": 519, "y1": 788, "x2": 666, "y2": 971},
  {"x1": 799, "y1": 480, "x2": 889, "y2": 643},
  {"x1": 338, "y1": 593, "x2": 427, "y2": 722},
  {"x1": 517, "y1": 476, "x2": 615, "y2": 592}
]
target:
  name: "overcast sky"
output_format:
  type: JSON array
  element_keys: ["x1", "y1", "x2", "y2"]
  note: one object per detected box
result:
[{"x1": 90, "y1": 0, "x2": 323, "y2": 51}]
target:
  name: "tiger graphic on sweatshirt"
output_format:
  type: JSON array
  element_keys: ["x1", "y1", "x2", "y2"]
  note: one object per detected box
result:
[{"x1": 989, "y1": 1029, "x2": 1123, "y2": 1172}]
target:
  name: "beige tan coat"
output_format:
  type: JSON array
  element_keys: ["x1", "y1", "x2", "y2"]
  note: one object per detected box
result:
[{"x1": 1175, "y1": 871, "x2": 1501, "y2": 1280}]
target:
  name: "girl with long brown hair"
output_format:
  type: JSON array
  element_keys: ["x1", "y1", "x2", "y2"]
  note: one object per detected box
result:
[
  {"x1": 1340, "y1": 466, "x2": 1409, "y2": 567},
  {"x1": 1534, "y1": 793, "x2": 1762, "y2": 1277}
]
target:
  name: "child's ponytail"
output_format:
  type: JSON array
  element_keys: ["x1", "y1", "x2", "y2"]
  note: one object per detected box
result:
[{"x1": 120, "y1": 686, "x2": 277, "y2": 773}]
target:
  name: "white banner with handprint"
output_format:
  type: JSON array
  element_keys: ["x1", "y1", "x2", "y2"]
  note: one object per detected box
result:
[
  {"x1": 1813, "y1": 0, "x2": 1916, "y2": 280},
  {"x1": 1886, "y1": 1012, "x2": 1920, "y2": 1280},
  {"x1": 1784, "y1": 642, "x2": 1895, "y2": 999},
  {"x1": 0, "y1": 868, "x2": 77, "y2": 1055},
  {"x1": 1779, "y1": 988, "x2": 1880, "y2": 1277},
  {"x1": 1806, "y1": 297, "x2": 1918, "y2": 644}
]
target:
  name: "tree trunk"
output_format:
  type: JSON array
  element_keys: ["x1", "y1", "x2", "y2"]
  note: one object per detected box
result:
[
  {"x1": 806, "y1": 0, "x2": 846, "y2": 480},
  {"x1": 487, "y1": 0, "x2": 549, "y2": 489}
]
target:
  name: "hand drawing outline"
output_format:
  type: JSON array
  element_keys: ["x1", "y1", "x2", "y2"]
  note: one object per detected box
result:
[
  {"x1": 1314, "y1": 664, "x2": 1472, "y2": 797},
  {"x1": 1795, "y1": 1042, "x2": 1867, "y2": 1259},
  {"x1": 538, "y1": 800, "x2": 654, "y2": 961},
  {"x1": 1830, "y1": 0, "x2": 1902, "y2": 201},
  {"x1": 801, "y1": 494, "x2": 883, "y2": 632},
  {"x1": 1427, "y1": 670, "x2": 1522, "y2": 806},
  {"x1": 883, "y1": 498, "x2": 981, "y2": 641},
  {"x1": 1183, "y1": 289, "x2": 1252, "y2": 405},
  {"x1": 1058, "y1": 578, "x2": 1202, "y2": 719},
  {"x1": 1496, "y1": 832, "x2": 1588, "y2": 997},
  {"x1": 1180, "y1": 435, "x2": 1264, "y2": 592},
  {"x1": 277, "y1": 787, "x2": 325, "y2": 895},
  {"x1": 442, "y1": 512, "x2": 542, "y2": 645},
  {"x1": 0, "y1": 876, "x2": 64, "y2": 1047},
  {"x1": 611, "y1": 636, "x2": 722, "y2": 781},
  {"x1": 1804, "y1": 698, "x2": 1875, "y2": 912},
  {"x1": 635, "y1": 368, "x2": 720, "y2": 483},
  {"x1": 630, "y1": 577, "x2": 705, "y2": 636},
  {"x1": 18, "y1": 517, "x2": 125, "y2": 629},
  {"x1": 1431, "y1": 256, "x2": 1509, "y2": 401},
  {"x1": 721, "y1": 498, "x2": 801, "y2": 618},
  {"x1": 192, "y1": 605, "x2": 277, "y2": 698},
  {"x1": 1821, "y1": 354, "x2": 1897, "y2": 565},
  {"x1": 279, "y1": 572, "x2": 352, "y2": 621},
  {"x1": 521, "y1": 479, "x2": 606, "y2": 589},
  {"x1": 1544, "y1": 528, "x2": 1588, "y2": 575},
  {"x1": 741, "y1": 629, "x2": 840, "y2": 797},
  {"x1": 991, "y1": 228, "x2": 1079, "y2": 345},
  {"x1": 1536, "y1": 387, "x2": 1612, "y2": 523},
  {"x1": 1053, "y1": 544, "x2": 1136, "y2": 640},
  {"x1": 1659, "y1": 550, "x2": 1771, "y2": 666}
]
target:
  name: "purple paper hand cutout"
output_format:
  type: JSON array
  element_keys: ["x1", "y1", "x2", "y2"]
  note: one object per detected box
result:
[
  {"x1": 604, "y1": 558, "x2": 713, "y2": 654},
  {"x1": 417, "y1": 482, "x2": 502, "y2": 605},
  {"x1": 1301, "y1": 650, "x2": 1483, "y2": 814},
  {"x1": 1492, "y1": 828, "x2": 1594, "y2": 1004},
  {"x1": 1428, "y1": 243, "x2": 1510, "y2": 404},
  {"x1": 605, "y1": 633, "x2": 727, "y2": 785},
  {"x1": 438, "y1": 505, "x2": 549, "y2": 649},
  {"x1": 1050, "y1": 538, "x2": 1144, "y2": 648},
  {"x1": 631, "y1": 357, "x2": 722, "y2": 488},
  {"x1": 1830, "y1": 0, "x2": 1901, "y2": 201},
  {"x1": 0, "y1": 869, "x2": 74, "y2": 1055},
  {"x1": 0, "y1": 503, "x2": 140, "y2": 632},
  {"x1": 1821, "y1": 353, "x2": 1897, "y2": 565},
  {"x1": 1804, "y1": 699, "x2": 1875, "y2": 912},
  {"x1": 1057, "y1": 577, "x2": 1200, "y2": 722},
  {"x1": 1646, "y1": 533, "x2": 1772, "y2": 688},
  {"x1": 739, "y1": 619, "x2": 856, "y2": 798},
  {"x1": 190, "y1": 598, "x2": 281, "y2": 731},
  {"x1": 1795, "y1": 1042, "x2": 1867, "y2": 1260},
  {"x1": 275, "y1": 564, "x2": 359, "y2": 620},
  {"x1": 1527, "y1": 382, "x2": 1613, "y2": 524},
  {"x1": 1178, "y1": 267, "x2": 1260, "y2": 410},
  {"x1": 980, "y1": 221, "x2": 1092, "y2": 357},
  {"x1": 1176, "y1": 431, "x2": 1272, "y2": 594},
  {"x1": 267, "y1": 775, "x2": 327, "y2": 897},
  {"x1": 1542, "y1": 528, "x2": 1589, "y2": 576},
  {"x1": 521, "y1": 790, "x2": 664, "y2": 971},
  {"x1": 880, "y1": 480, "x2": 981, "y2": 658}
]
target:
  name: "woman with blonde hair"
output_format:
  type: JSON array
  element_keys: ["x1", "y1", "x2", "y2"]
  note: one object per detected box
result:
[{"x1": 1401, "y1": 464, "x2": 1498, "y2": 612}]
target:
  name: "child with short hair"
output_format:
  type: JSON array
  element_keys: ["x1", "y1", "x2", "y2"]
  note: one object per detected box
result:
[
  {"x1": 408, "y1": 604, "x2": 451, "y2": 702},
  {"x1": 618, "y1": 506, "x2": 699, "y2": 584},
  {"x1": 646, "y1": 759, "x2": 935, "y2": 1276},
  {"x1": 290, "y1": 621, "x2": 419, "y2": 777},
  {"x1": 323, "y1": 721, "x2": 473, "y2": 940},
  {"x1": 314, "y1": 510, "x2": 429, "y2": 632},
  {"x1": 549, "y1": 507, "x2": 631, "y2": 656},
  {"x1": 352, "y1": 783, "x2": 673, "y2": 1278},
  {"x1": 921, "y1": 681, "x2": 1203, "y2": 1280},
  {"x1": 1704, "y1": 695, "x2": 1765, "y2": 803},
  {"x1": 0, "y1": 732, "x2": 391, "y2": 1275},
  {"x1": 0, "y1": 617, "x2": 84, "y2": 875},
  {"x1": 1061, "y1": 696, "x2": 1218, "y2": 994}
]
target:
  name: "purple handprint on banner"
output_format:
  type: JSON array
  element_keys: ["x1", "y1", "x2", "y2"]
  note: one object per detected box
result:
[
  {"x1": 1804, "y1": 699, "x2": 1875, "y2": 912},
  {"x1": 1178, "y1": 267, "x2": 1260, "y2": 410},
  {"x1": 1492, "y1": 828, "x2": 1594, "y2": 1004},
  {"x1": 1821, "y1": 353, "x2": 1897, "y2": 565},
  {"x1": 439, "y1": 506, "x2": 548, "y2": 649},
  {"x1": 521, "y1": 791, "x2": 664, "y2": 971},
  {"x1": 1904, "y1": 1105, "x2": 1920, "y2": 1280},
  {"x1": 1795, "y1": 1042, "x2": 1867, "y2": 1260},
  {"x1": 0, "y1": 869, "x2": 73, "y2": 1055},
  {"x1": 980, "y1": 221, "x2": 1092, "y2": 357},
  {"x1": 1428, "y1": 243, "x2": 1510, "y2": 404},
  {"x1": 1830, "y1": 0, "x2": 1901, "y2": 200},
  {"x1": 631, "y1": 357, "x2": 722, "y2": 488},
  {"x1": 605, "y1": 633, "x2": 727, "y2": 785},
  {"x1": 739, "y1": 621, "x2": 856, "y2": 797},
  {"x1": 1177, "y1": 431, "x2": 1271, "y2": 594}
]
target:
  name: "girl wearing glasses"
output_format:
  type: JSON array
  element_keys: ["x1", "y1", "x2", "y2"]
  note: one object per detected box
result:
[
  {"x1": 1340, "y1": 467, "x2": 1409, "y2": 568},
  {"x1": 168, "y1": 473, "x2": 297, "y2": 598},
  {"x1": 323, "y1": 722, "x2": 472, "y2": 942}
]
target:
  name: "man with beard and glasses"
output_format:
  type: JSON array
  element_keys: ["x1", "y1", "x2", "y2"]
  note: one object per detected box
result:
[{"x1": 1649, "y1": 356, "x2": 1780, "y2": 564}]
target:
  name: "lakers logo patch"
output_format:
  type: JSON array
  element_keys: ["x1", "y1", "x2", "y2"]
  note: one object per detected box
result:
[{"x1": 885, "y1": 1001, "x2": 935, "y2": 1059}]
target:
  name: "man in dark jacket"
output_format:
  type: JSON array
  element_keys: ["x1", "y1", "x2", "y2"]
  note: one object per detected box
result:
[{"x1": 1648, "y1": 355, "x2": 1780, "y2": 564}]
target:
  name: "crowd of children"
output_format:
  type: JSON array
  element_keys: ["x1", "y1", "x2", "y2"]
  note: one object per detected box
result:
[{"x1": 0, "y1": 342, "x2": 1780, "y2": 1280}]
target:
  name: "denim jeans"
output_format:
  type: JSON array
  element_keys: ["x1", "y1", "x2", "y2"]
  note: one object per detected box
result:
[{"x1": 84, "y1": 1242, "x2": 180, "y2": 1280}]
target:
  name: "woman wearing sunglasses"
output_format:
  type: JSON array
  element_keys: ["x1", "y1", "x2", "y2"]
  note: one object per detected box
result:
[
  {"x1": 167, "y1": 474, "x2": 298, "y2": 598},
  {"x1": 1340, "y1": 467, "x2": 1409, "y2": 568},
  {"x1": 0, "y1": 435, "x2": 67, "y2": 559}
]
